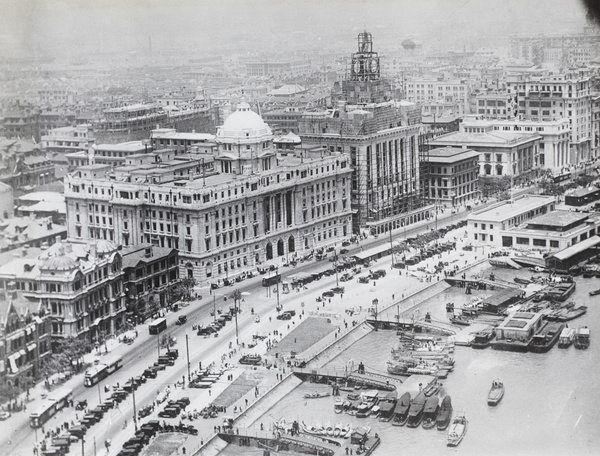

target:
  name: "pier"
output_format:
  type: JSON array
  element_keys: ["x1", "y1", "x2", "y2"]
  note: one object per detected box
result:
[
  {"x1": 217, "y1": 428, "x2": 339, "y2": 455},
  {"x1": 292, "y1": 366, "x2": 402, "y2": 391},
  {"x1": 445, "y1": 277, "x2": 522, "y2": 291}
]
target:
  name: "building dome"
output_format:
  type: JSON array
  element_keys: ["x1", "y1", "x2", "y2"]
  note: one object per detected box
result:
[
  {"x1": 40, "y1": 254, "x2": 78, "y2": 272},
  {"x1": 95, "y1": 240, "x2": 117, "y2": 255},
  {"x1": 217, "y1": 101, "x2": 272, "y2": 142}
]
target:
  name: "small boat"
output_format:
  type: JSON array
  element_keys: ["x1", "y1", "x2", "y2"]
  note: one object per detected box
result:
[
  {"x1": 449, "y1": 314, "x2": 472, "y2": 326},
  {"x1": 589, "y1": 288, "x2": 600, "y2": 296},
  {"x1": 325, "y1": 422, "x2": 334, "y2": 436},
  {"x1": 392, "y1": 392, "x2": 411, "y2": 426},
  {"x1": 544, "y1": 282, "x2": 576, "y2": 301},
  {"x1": 422, "y1": 378, "x2": 441, "y2": 397},
  {"x1": 574, "y1": 326, "x2": 590, "y2": 349},
  {"x1": 301, "y1": 421, "x2": 324, "y2": 436},
  {"x1": 470, "y1": 327, "x2": 496, "y2": 349},
  {"x1": 333, "y1": 422, "x2": 342, "y2": 438},
  {"x1": 514, "y1": 277, "x2": 532, "y2": 285},
  {"x1": 446, "y1": 413, "x2": 467, "y2": 447},
  {"x1": 406, "y1": 392, "x2": 427, "y2": 428},
  {"x1": 370, "y1": 405, "x2": 381, "y2": 418},
  {"x1": 556, "y1": 304, "x2": 587, "y2": 322},
  {"x1": 347, "y1": 392, "x2": 361, "y2": 401},
  {"x1": 304, "y1": 391, "x2": 331, "y2": 399},
  {"x1": 378, "y1": 401, "x2": 395, "y2": 422},
  {"x1": 421, "y1": 396, "x2": 440, "y2": 429},
  {"x1": 334, "y1": 398, "x2": 344, "y2": 414},
  {"x1": 341, "y1": 424, "x2": 352, "y2": 438},
  {"x1": 436, "y1": 395, "x2": 453, "y2": 430},
  {"x1": 487, "y1": 380, "x2": 504, "y2": 406},
  {"x1": 528, "y1": 322, "x2": 564, "y2": 353},
  {"x1": 558, "y1": 327, "x2": 576, "y2": 348}
]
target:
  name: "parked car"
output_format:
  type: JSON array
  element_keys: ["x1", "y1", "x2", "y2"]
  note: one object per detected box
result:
[
  {"x1": 322, "y1": 290, "x2": 335, "y2": 298},
  {"x1": 340, "y1": 248, "x2": 350, "y2": 254},
  {"x1": 175, "y1": 315, "x2": 187, "y2": 325}
]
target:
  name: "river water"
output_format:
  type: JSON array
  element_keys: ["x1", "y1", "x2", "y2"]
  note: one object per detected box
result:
[{"x1": 219, "y1": 265, "x2": 600, "y2": 456}]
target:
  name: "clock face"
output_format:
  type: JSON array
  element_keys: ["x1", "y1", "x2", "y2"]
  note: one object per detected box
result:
[{"x1": 370, "y1": 59, "x2": 379, "y2": 73}]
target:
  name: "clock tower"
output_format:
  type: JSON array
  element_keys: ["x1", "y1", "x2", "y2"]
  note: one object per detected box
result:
[
  {"x1": 338, "y1": 31, "x2": 396, "y2": 105},
  {"x1": 350, "y1": 31, "x2": 380, "y2": 82}
]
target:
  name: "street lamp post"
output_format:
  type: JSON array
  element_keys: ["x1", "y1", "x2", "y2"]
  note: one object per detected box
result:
[
  {"x1": 334, "y1": 255, "x2": 339, "y2": 288},
  {"x1": 233, "y1": 289, "x2": 241, "y2": 346},
  {"x1": 275, "y1": 267, "x2": 281, "y2": 309},
  {"x1": 372, "y1": 299, "x2": 379, "y2": 331}
]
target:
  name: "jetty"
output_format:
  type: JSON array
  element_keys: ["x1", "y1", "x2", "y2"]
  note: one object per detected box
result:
[
  {"x1": 218, "y1": 428, "x2": 338, "y2": 455},
  {"x1": 445, "y1": 277, "x2": 522, "y2": 291},
  {"x1": 292, "y1": 366, "x2": 402, "y2": 391}
]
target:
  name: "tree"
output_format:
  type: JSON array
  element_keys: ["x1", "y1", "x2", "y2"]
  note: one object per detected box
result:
[
  {"x1": 55, "y1": 336, "x2": 92, "y2": 372},
  {"x1": 0, "y1": 379, "x2": 22, "y2": 406},
  {"x1": 174, "y1": 277, "x2": 196, "y2": 302}
]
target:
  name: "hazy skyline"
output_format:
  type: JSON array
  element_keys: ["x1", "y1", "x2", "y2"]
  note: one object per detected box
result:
[{"x1": 0, "y1": 0, "x2": 594, "y2": 62}]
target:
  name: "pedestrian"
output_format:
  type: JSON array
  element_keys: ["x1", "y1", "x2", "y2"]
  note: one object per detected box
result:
[{"x1": 245, "y1": 398, "x2": 248, "y2": 406}]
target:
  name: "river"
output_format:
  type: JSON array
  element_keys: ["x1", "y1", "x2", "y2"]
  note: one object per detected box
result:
[{"x1": 219, "y1": 264, "x2": 600, "y2": 456}]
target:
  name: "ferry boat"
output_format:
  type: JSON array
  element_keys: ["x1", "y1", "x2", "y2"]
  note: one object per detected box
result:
[
  {"x1": 528, "y1": 322, "x2": 564, "y2": 353},
  {"x1": 421, "y1": 396, "x2": 439, "y2": 429},
  {"x1": 544, "y1": 282, "x2": 576, "y2": 302},
  {"x1": 487, "y1": 380, "x2": 504, "y2": 406},
  {"x1": 558, "y1": 327, "x2": 576, "y2": 348},
  {"x1": 378, "y1": 401, "x2": 395, "y2": 422},
  {"x1": 436, "y1": 395, "x2": 453, "y2": 430},
  {"x1": 574, "y1": 326, "x2": 590, "y2": 349},
  {"x1": 470, "y1": 327, "x2": 496, "y2": 349},
  {"x1": 447, "y1": 413, "x2": 468, "y2": 447},
  {"x1": 406, "y1": 392, "x2": 427, "y2": 428},
  {"x1": 391, "y1": 392, "x2": 411, "y2": 426}
]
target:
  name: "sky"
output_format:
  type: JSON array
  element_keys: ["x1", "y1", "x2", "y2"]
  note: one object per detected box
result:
[{"x1": 0, "y1": 0, "x2": 594, "y2": 61}]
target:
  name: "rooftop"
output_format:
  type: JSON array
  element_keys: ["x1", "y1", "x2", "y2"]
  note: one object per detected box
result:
[
  {"x1": 525, "y1": 210, "x2": 588, "y2": 227},
  {"x1": 427, "y1": 147, "x2": 480, "y2": 164},
  {"x1": 469, "y1": 195, "x2": 556, "y2": 223},
  {"x1": 431, "y1": 130, "x2": 541, "y2": 148}
]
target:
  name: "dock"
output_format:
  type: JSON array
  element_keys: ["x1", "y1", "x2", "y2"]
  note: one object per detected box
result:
[
  {"x1": 445, "y1": 277, "x2": 522, "y2": 291},
  {"x1": 217, "y1": 428, "x2": 339, "y2": 455},
  {"x1": 292, "y1": 367, "x2": 402, "y2": 391}
]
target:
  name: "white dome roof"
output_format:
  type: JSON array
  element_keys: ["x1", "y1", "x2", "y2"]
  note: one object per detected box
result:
[{"x1": 217, "y1": 102, "x2": 272, "y2": 141}]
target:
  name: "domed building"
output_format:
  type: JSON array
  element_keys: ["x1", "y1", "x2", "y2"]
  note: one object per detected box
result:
[
  {"x1": 65, "y1": 101, "x2": 354, "y2": 284},
  {"x1": 215, "y1": 101, "x2": 276, "y2": 175}
]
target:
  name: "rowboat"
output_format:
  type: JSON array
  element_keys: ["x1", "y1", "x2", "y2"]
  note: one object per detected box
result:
[
  {"x1": 436, "y1": 395, "x2": 452, "y2": 430},
  {"x1": 487, "y1": 380, "x2": 504, "y2": 406},
  {"x1": 447, "y1": 413, "x2": 467, "y2": 447}
]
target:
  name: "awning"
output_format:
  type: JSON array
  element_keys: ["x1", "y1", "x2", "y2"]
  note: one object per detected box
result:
[
  {"x1": 27, "y1": 342, "x2": 36, "y2": 352},
  {"x1": 8, "y1": 353, "x2": 20, "y2": 374},
  {"x1": 26, "y1": 327, "x2": 33, "y2": 335},
  {"x1": 19, "y1": 349, "x2": 27, "y2": 357}
]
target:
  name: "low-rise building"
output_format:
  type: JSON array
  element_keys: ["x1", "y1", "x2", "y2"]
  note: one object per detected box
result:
[
  {"x1": 430, "y1": 122, "x2": 542, "y2": 181},
  {"x1": 0, "y1": 240, "x2": 125, "y2": 351},
  {"x1": 564, "y1": 186, "x2": 600, "y2": 207},
  {"x1": 467, "y1": 194, "x2": 556, "y2": 246},
  {"x1": 424, "y1": 147, "x2": 480, "y2": 208},
  {"x1": 500, "y1": 210, "x2": 600, "y2": 251},
  {"x1": 122, "y1": 244, "x2": 179, "y2": 324},
  {"x1": 0, "y1": 217, "x2": 66, "y2": 251},
  {"x1": 0, "y1": 291, "x2": 50, "y2": 387},
  {"x1": 150, "y1": 128, "x2": 216, "y2": 155},
  {"x1": 41, "y1": 125, "x2": 95, "y2": 155}
]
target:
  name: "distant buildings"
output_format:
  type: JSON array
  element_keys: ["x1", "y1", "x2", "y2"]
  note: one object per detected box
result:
[
  {"x1": 41, "y1": 125, "x2": 95, "y2": 156},
  {"x1": 0, "y1": 138, "x2": 55, "y2": 193},
  {"x1": 0, "y1": 217, "x2": 66, "y2": 251},
  {"x1": 506, "y1": 69, "x2": 593, "y2": 163}
]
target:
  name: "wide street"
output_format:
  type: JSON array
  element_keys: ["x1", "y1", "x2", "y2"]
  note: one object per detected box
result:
[{"x1": 2, "y1": 193, "x2": 523, "y2": 456}]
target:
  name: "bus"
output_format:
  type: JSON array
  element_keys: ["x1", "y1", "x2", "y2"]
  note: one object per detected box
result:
[
  {"x1": 262, "y1": 273, "x2": 281, "y2": 287},
  {"x1": 83, "y1": 355, "x2": 124, "y2": 387},
  {"x1": 29, "y1": 387, "x2": 73, "y2": 428},
  {"x1": 149, "y1": 317, "x2": 167, "y2": 335}
]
